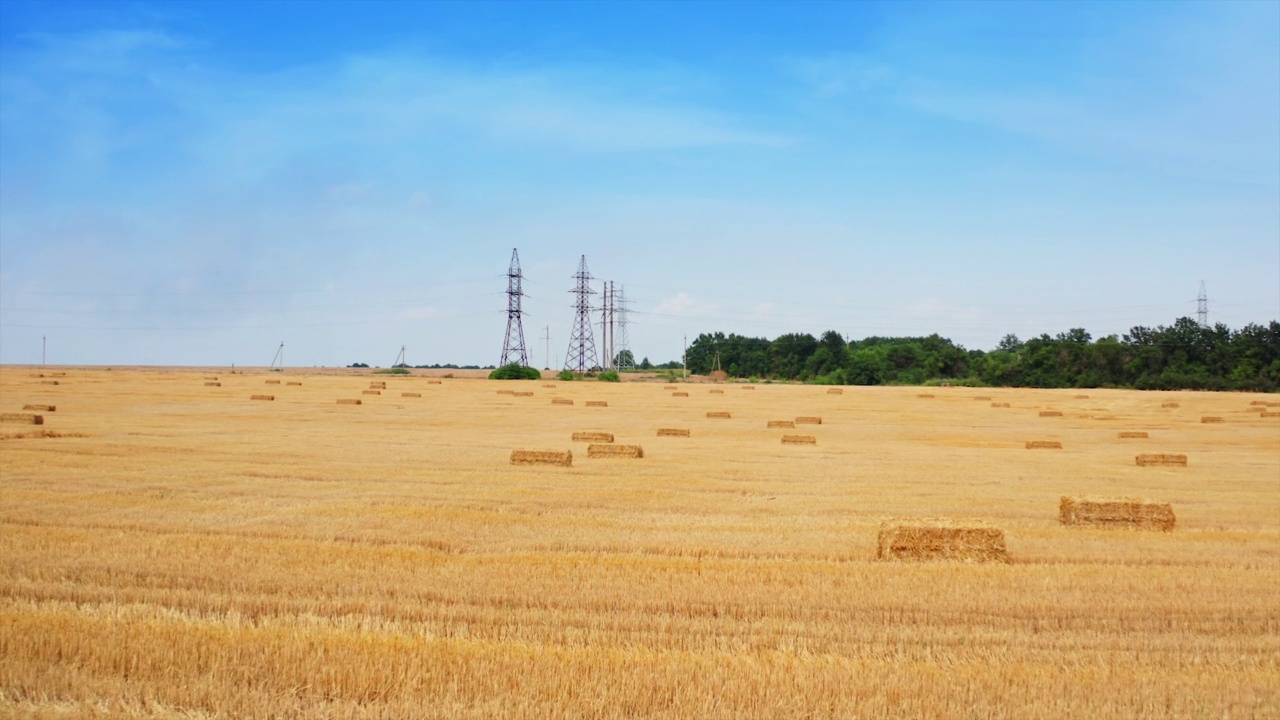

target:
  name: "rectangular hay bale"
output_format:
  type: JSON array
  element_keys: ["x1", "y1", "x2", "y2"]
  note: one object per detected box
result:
[
  {"x1": 709, "y1": 389, "x2": 724, "y2": 394},
  {"x1": 795, "y1": 416, "x2": 822, "y2": 425},
  {"x1": 826, "y1": 388, "x2": 843, "y2": 395},
  {"x1": 250, "y1": 395, "x2": 274, "y2": 401},
  {"x1": 1039, "y1": 410, "x2": 1062, "y2": 417},
  {"x1": 514, "y1": 391, "x2": 535, "y2": 397},
  {"x1": 1, "y1": 413, "x2": 43, "y2": 425},
  {"x1": 1059, "y1": 496, "x2": 1175, "y2": 531},
  {"x1": 572, "y1": 432, "x2": 614, "y2": 443},
  {"x1": 363, "y1": 390, "x2": 381, "y2": 395},
  {"x1": 204, "y1": 382, "x2": 221, "y2": 387},
  {"x1": 587, "y1": 443, "x2": 643, "y2": 459},
  {"x1": 768, "y1": 420, "x2": 795, "y2": 429},
  {"x1": 22, "y1": 404, "x2": 56, "y2": 412},
  {"x1": 672, "y1": 392, "x2": 688, "y2": 397},
  {"x1": 876, "y1": 520, "x2": 1008, "y2": 563},
  {"x1": 991, "y1": 402, "x2": 1010, "y2": 408},
  {"x1": 782, "y1": 435, "x2": 816, "y2": 445},
  {"x1": 552, "y1": 397, "x2": 574, "y2": 405},
  {"x1": 1161, "y1": 402, "x2": 1180, "y2": 408},
  {"x1": 656, "y1": 428, "x2": 690, "y2": 437},
  {"x1": 973, "y1": 396, "x2": 992, "y2": 401},
  {"x1": 706, "y1": 411, "x2": 731, "y2": 419},
  {"x1": 585, "y1": 400, "x2": 608, "y2": 407},
  {"x1": 337, "y1": 399, "x2": 362, "y2": 405},
  {"x1": 428, "y1": 380, "x2": 443, "y2": 385},
  {"x1": 402, "y1": 392, "x2": 421, "y2": 398},
  {"x1": 266, "y1": 380, "x2": 281, "y2": 385},
  {"x1": 1262, "y1": 411, "x2": 1280, "y2": 418},
  {"x1": 1118, "y1": 431, "x2": 1149, "y2": 439},
  {"x1": 40, "y1": 381, "x2": 59, "y2": 385},
  {"x1": 917, "y1": 393, "x2": 935, "y2": 399},
  {"x1": 1025, "y1": 440, "x2": 1062, "y2": 449},
  {"x1": 1136, "y1": 453, "x2": 1187, "y2": 467},
  {"x1": 287, "y1": 381, "x2": 302, "y2": 386},
  {"x1": 1200, "y1": 416, "x2": 1224, "y2": 424},
  {"x1": 510, "y1": 449, "x2": 573, "y2": 466}
]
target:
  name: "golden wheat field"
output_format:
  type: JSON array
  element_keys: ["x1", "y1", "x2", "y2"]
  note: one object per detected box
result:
[{"x1": 1, "y1": 366, "x2": 1278, "y2": 719}]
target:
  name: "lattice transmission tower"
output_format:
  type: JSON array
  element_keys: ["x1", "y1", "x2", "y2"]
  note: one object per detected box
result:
[
  {"x1": 1196, "y1": 281, "x2": 1209, "y2": 328},
  {"x1": 615, "y1": 285, "x2": 634, "y2": 370},
  {"x1": 500, "y1": 248, "x2": 529, "y2": 367},
  {"x1": 564, "y1": 255, "x2": 599, "y2": 373}
]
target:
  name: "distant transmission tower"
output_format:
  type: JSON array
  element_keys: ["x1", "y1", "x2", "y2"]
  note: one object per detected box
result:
[
  {"x1": 564, "y1": 255, "x2": 599, "y2": 373},
  {"x1": 269, "y1": 342, "x2": 284, "y2": 370},
  {"x1": 615, "y1": 285, "x2": 633, "y2": 370},
  {"x1": 599, "y1": 281, "x2": 614, "y2": 371},
  {"x1": 1196, "y1": 281, "x2": 1209, "y2": 327},
  {"x1": 500, "y1": 249, "x2": 529, "y2": 367},
  {"x1": 393, "y1": 345, "x2": 407, "y2": 367}
]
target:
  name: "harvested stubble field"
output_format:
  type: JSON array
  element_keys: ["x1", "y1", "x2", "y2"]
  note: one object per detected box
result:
[{"x1": 0, "y1": 369, "x2": 1277, "y2": 719}]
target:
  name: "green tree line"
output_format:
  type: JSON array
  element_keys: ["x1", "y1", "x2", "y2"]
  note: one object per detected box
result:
[{"x1": 681, "y1": 318, "x2": 1280, "y2": 391}]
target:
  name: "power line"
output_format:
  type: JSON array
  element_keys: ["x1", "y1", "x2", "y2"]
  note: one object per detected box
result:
[{"x1": 564, "y1": 255, "x2": 598, "y2": 373}]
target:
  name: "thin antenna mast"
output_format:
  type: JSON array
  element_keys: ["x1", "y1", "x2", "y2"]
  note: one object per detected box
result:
[
  {"x1": 500, "y1": 249, "x2": 530, "y2": 366},
  {"x1": 541, "y1": 325, "x2": 552, "y2": 370},
  {"x1": 564, "y1": 255, "x2": 599, "y2": 373}
]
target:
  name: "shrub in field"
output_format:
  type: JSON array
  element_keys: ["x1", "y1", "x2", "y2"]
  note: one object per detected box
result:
[
  {"x1": 598, "y1": 371, "x2": 620, "y2": 383},
  {"x1": 490, "y1": 363, "x2": 541, "y2": 380},
  {"x1": 557, "y1": 370, "x2": 577, "y2": 382}
]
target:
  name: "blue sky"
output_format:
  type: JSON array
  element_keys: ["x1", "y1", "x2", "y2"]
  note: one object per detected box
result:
[{"x1": 1, "y1": 0, "x2": 1277, "y2": 367}]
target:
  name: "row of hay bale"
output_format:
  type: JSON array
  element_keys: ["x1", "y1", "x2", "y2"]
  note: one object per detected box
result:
[{"x1": 878, "y1": 496, "x2": 1177, "y2": 562}]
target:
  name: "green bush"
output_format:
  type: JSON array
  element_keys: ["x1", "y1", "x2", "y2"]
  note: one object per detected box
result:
[
  {"x1": 556, "y1": 370, "x2": 576, "y2": 382},
  {"x1": 489, "y1": 363, "x2": 541, "y2": 380},
  {"x1": 374, "y1": 367, "x2": 410, "y2": 375},
  {"x1": 598, "y1": 370, "x2": 620, "y2": 383}
]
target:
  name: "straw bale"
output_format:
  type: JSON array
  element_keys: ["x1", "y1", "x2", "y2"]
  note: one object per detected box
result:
[
  {"x1": 514, "y1": 391, "x2": 535, "y2": 397},
  {"x1": 402, "y1": 392, "x2": 421, "y2": 398},
  {"x1": 1136, "y1": 453, "x2": 1187, "y2": 467},
  {"x1": 1161, "y1": 402, "x2": 1180, "y2": 408},
  {"x1": 918, "y1": 393, "x2": 935, "y2": 399},
  {"x1": 664, "y1": 385, "x2": 678, "y2": 390},
  {"x1": 768, "y1": 420, "x2": 795, "y2": 429},
  {"x1": 709, "y1": 389, "x2": 724, "y2": 394},
  {"x1": 973, "y1": 396, "x2": 992, "y2": 401},
  {"x1": 1025, "y1": 440, "x2": 1062, "y2": 449},
  {"x1": 542, "y1": 384, "x2": 557, "y2": 388},
  {"x1": 657, "y1": 428, "x2": 690, "y2": 437},
  {"x1": 204, "y1": 376, "x2": 218, "y2": 380},
  {"x1": 337, "y1": 399, "x2": 362, "y2": 405},
  {"x1": 782, "y1": 435, "x2": 817, "y2": 445},
  {"x1": 370, "y1": 382, "x2": 386, "y2": 388},
  {"x1": 1261, "y1": 412, "x2": 1280, "y2": 418},
  {"x1": 1249, "y1": 400, "x2": 1279, "y2": 406},
  {"x1": 827, "y1": 388, "x2": 843, "y2": 395},
  {"x1": 1059, "y1": 496, "x2": 1175, "y2": 531},
  {"x1": 1, "y1": 413, "x2": 43, "y2": 425},
  {"x1": 428, "y1": 380, "x2": 443, "y2": 385},
  {"x1": 250, "y1": 395, "x2": 274, "y2": 401},
  {"x1": 991, "y1": 402, "x2": 1010, "y2": 408},
  {"x1": 40, "y1": 381, "x2": 59, "y2": 385},
  {"x1": 585, "y1": 400, "x2": 608, "y2": 407},
  {"x1": 795, "y1": 416, "x2": 822, "y2": 425},
  {"x1": 672, "y1": 392, "x2": 688, "y2": 397},
  {"x1": 21, "y1": 405, "x2": 55, "y2": 412},
  {"x1": 1118, "y1": 431, "x2": 1149, "y2": 439},
  {"x1": 740, "y1": 386, "x2": 755, "y2": 390},
  {"x1": 706, "y1": 411, "x2": 731, "y2": 419},
  {"x1": 587, "y1": 443, "x2": 644, "y2": 459},
  {"x1": 204, "y1": 382, "x2": 221, "y2": 387},
  {"x1": 496, "y1": 390, "x2": 515, "y2": 395},
  {"x1": 1200, "y1": 416, "x2": 1224, "y2": 424},
  {"x1": 1039, "y1": 410, "x2": 1062, "y2": 417},
  {"x1": 363, "y1": 390, "x2": 381, "y2": 395},
  {"x1": 287, "y1": 381, "x2": 302, "y2": 386},
  {"x1": 510, "y1": 449, "x2": 573, "y2": 466},
  {"x1": 1074, "y1": 394, "x2": 1090, "y2": 399},
  {"x1": 51, "y1": 372, "x2": 66, "y2": 377},
  {"x1": 552, "y1": 397, "x2": 574, "y2": 405},
  {"x1": 876, "y1": 520, "x2": 1008, "y2": 562},
  {"x1": 266, "y1": 380, "x2": 280, "y2": 385},
  {"x1": 572, "y1": 432, "x2": 614, "y2": 443}
]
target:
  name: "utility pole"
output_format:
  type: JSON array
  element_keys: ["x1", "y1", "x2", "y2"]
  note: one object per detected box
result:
[
  {"x1": 270, "y1": 342, "x2": 284, "y2": 370},
  {"x1": 393, "y1": 345, "x2": 407, "y2": 367},
  {"x1": 1197, "y1": 281, "x2": 1209, "y2": 328},
  {"x1": 609, "y1": 281, "x2": 616, "y2": 371},
  {"x1": 541, "y1": 325, "x2": 552, "y2": 370},
  {"x1": 42, "y1": 335, "x2": 46, "y2": 366},
  {"x1": 564, "y1": 255, "x2": 599, "y2": 373},
  {"x1": 500, "y1": 249, "x2": 530, "y2": 366},
  {"x1": 683, "y1": 334, "x2": 688, "y2": 380}
]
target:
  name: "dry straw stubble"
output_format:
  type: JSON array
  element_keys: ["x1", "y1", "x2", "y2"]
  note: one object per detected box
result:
[
  {"x1": 587, "y1": 443, "x2": 644, "y2": 459},
  {"x1": 877, "y1": 520, "x2": 1009, "y2": 563},
  {"x1": 1060, "y1": 496, "x2": 1175, "y2": 531}
]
